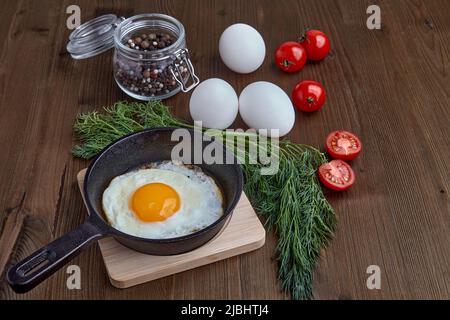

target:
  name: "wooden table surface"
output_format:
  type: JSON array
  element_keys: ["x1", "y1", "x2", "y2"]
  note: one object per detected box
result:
[{"x1": 0, "y1": 0, "x2": 449, "y2": 300}]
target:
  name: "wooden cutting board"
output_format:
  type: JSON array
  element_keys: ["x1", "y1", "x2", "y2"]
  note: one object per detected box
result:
[{"x1": 77, "y1": 169, "x2": 265, "y2": 288}]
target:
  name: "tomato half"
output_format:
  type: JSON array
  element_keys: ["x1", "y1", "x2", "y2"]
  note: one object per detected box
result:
[
  {"x1": 299, "y1": 29, "x2": 331, "y2": 61},
  {"x1": 318, "y1": 160, "x2": 355, "y2": 191},
  {"x1": 326, "y1": 130, "x2": 362, "y2": 161},
  {"x1": 292, "y1": 80, "x2": 326, "y2": 112},
  {"x1": 275, "y1": 41, "x2": 307, "y2": 73}
]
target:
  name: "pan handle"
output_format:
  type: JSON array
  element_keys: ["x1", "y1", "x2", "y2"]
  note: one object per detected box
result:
[{"x1": 6, "y1": 215, "x2": 107, "y2": 293}]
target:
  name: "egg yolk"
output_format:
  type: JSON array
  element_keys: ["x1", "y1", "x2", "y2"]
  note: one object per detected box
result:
[{"x1": 131, "y1": 183, "x2": 181, "y2": 222}]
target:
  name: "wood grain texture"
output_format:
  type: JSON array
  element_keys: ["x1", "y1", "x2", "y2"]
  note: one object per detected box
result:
[
  {"x1": 76, "y1": 169, "x2": 265, "y2": 289},
  {"x1": 0, "y1": 0, "x2": 449, "y2": 299}
]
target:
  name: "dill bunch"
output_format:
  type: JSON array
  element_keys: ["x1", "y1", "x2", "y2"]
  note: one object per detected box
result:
[{"x1": 73, "y1": 101, "x2": 337, "y2": 299}]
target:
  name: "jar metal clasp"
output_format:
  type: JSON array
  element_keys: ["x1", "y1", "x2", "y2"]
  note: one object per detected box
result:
[{"x1": 169, "y1": 49, "x2": 200, "y2": 93}]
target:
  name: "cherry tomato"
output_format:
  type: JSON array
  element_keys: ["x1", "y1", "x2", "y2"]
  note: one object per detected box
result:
[
  {"x1": 275, "y1": 41, "x2": 307, "y2": 73},
  {"x1": 318, "y1": 160, "x2": 355, "y2": 191},
  {"x1": 292, "y1": 80, "x2": 326, "y2": 112},
  {"x1": 299, "y1": 29, "x2": 330, "y2": 61},
  {"x1": 326, "y1": 130, "x2": 362, "y2": 161}
]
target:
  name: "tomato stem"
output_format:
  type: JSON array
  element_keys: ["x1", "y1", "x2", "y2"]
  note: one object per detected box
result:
[
  {"x1": 282, "y1": 60, "x2": 294, "y2": 67},
  {"x1": 298, "y1": 27, "x2": 310, "y2": 43}
]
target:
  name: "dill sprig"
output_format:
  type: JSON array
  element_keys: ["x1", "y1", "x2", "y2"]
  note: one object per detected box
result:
[
  {"x1": 72, "y1": 101, "x2": 336, "y2": 299},
  {"x1": 73, "y1": 101, "x2": 189, "y2": 158}
]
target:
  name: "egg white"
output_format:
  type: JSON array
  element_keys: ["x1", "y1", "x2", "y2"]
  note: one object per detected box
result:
[{"x1": 102, "y1": 162, "x2": 224, "y2": 239}]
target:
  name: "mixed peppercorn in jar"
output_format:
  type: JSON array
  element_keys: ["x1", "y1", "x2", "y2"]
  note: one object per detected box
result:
[
  {"x1": 114, "y1": 30, "x2": 190, "y2": 99},
  {"x1": 67, "y1": 13, "x2": 199, "y2": 100}
]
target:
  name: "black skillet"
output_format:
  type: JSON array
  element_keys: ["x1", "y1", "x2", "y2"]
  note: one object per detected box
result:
[{"x1": 7, "y1": 127, "x2": 243, "y2": 293}]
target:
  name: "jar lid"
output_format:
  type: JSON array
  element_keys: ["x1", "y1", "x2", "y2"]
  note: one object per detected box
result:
[{"x1": 67, "y1": 14, "x2": 124, "y2": 59}]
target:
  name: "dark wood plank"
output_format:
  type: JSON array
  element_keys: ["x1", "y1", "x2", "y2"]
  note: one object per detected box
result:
[{"x1": 0, "y1": 0, "x2": 449, "y2": 300}]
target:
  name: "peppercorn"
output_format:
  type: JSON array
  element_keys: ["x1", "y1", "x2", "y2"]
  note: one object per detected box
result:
[{"x1": 143, "y1": 69, "x2": 151, "y2": 78}]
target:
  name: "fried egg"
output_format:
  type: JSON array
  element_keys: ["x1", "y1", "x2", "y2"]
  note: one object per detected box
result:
[{"x1": 102, "y1": 161, "x2": 224, "y2": 239}]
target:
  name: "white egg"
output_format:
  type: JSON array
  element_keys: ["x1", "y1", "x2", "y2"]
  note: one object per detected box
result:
[
  {"x1": 189, "y1": 78, "x2": 238, "y2": 129},
  {"x1": 239, "y1": 81, "x2": 295, "y2": 137},
  {"x1": 102, "y1": 161, "x2": 223, "y2": 239},
  {"x1": 219, "y1": 23, "x2": 266, "y2": 74}
]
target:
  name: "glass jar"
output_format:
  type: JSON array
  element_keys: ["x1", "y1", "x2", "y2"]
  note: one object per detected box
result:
[{"x1": 67, "y1": 13, "x2": 199, "y2": 100}]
